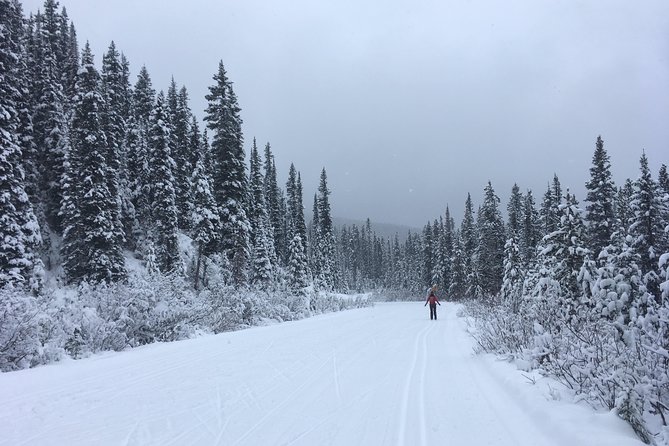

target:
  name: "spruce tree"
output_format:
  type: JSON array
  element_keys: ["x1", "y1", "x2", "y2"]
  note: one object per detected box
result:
[
  {"x1": 127, "y1": 66, "x2": 154, "y2": 241},
  {"x1": 441, "y1": 207, "x2": 454, "y2": 294},
  {"x1": 309, "y1": 193, "x2": 320, "y2": 279},
  {"x1": 658, "y1": 164, "x2": 669, "y2": 255},
  {"x1": 15, "y1": 14, "x2": 39, "y2": 207},
  {"x1": 61, "y1": 43, "x2": 126, "y2": 284},
  {"x1": 449, "y1": 233, "x2": 467, "y2": 299},
  {"x1": 461, "y1": 193, "x2": 478, "y2": 298},
  {"x1": 0, "y1": 0, "x2": 43, "y2": 289},
  {"x1": 204, "y1": 61, "x2": 250, "y2": 284},
  {"x1": 541, "y1": 191, "x2": 592, "y2": 319},
  {"x1": 286, "y1": 163, "x2": 298, "y2": 236},
  {"x1": 190, "y1": 128, "x2": 219, "y2": 289},
  {"x1": 507, "y1": 183, "x2": 523, "y2": 238},
  {"x1": 422, "y1": 221, "x2": 434, "y2": 287},
  {"x1": 165, "y1": 79, "x2": 193, "y2": 230},
  {"x1": 501, "y1": 235, "x2": 523, "y2": 313},
  {"x1": 174, "y1": 86, "x2": 193, "y2": 230},
  {"x1": 248, "y1": 138, "x2": 275, "y2": 287},
  {"x1": 287, "y1": 231, "x2": 309, "y2": 290},
  {"x1": 148, "y1": 91, "x2": 180, "y2": 274},
  {"x1": 295, "y1": 173, "x2": 308, "y2": 252},
  {"x1": 630, "y1": 153, "x2": 663, "y2": 302},
  {"x1": 478, "y1": 181, "x2": 506, "y2": 298},
  {"x1": 31, "y1": 8, "x2": 68, "y2": 233},
  {"x1": 431, "y1": 219, "x2": 445, "y2": 289},
  {"x1": 521, "y1": 189, "x2": 540, "y2": 267},
  {"x1": 286, "y1": 167, "x2": 310, "y2": 288},
  {"x1": 616, "y1": 179, "x2": 635, "y2": 238},
  {"x1": 585, "y1": 136, "x2": 616, "y2": 260},
  {"x1": 61, "y1": 21, "x2": 78, "y2": 100},
  {"x1": 133, "y1": 65, "x2": 155, "y2": 124},
  {"x1": 100, "y1": 41, "x2": 127, "y2": 251},
  {"x1": 263, "y1": 143, "x2": 287, "y2": 263},
  {"x1": 540, "y1": 174, "x2": 562, "y2": 236},
  {"x1": 315, "y1": 168, "x2": 337, "y2": 290}
]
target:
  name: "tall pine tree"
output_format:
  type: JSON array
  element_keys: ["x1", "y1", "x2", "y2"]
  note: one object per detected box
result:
[
  {"x1": 190, "y1": 122, "x2": 220, "y2": 289},
  {"x1": 61, "y1": 43, "x2": 125, "y2": 284},
  {"x1": 148, "y1": 91, "x2": 180, "y2": 274},
  {"x1": 0, "y1": 0, "x2": 43, "y2": 289},
  {"x1": 630, "y1": 153, "x2": 663, "y2": 302},
  {"x1": 477, "y1": 181, "x2": 506, "y2": 298},
  {"x1": 585, "y1": 136, "x2": 616, "y2": 260},
  {"x1": 248, "y1": 138, "x2": 275, "y2": 287},
  {"x1": 204, "y1": 61, "x2": 250, "y2": 284}
]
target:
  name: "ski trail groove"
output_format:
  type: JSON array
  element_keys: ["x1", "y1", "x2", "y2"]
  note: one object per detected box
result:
[
  {"x1": 333, "y1": 350, "x2": 342, "y2": 404},
  {"x1": 396, "y1": 322, "x2": 431, "y2": 446},
  {"x1": 418, "y1": 322, "x2": 431, "y2": 446}
]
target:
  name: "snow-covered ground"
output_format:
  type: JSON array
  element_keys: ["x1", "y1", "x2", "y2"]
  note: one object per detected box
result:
[{"x1": 1, "y1": 302, "x2": 644, "y2": 445}]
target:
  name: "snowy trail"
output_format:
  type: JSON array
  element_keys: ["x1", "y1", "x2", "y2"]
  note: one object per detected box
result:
[{"x1": 0, "y1": 302, "x2": 643, "y2": 446}]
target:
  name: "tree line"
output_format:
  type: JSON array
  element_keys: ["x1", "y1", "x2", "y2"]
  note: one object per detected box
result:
[
  {"x1": 0, "y1": 0, "x2": 346, "y2": 293},
  {"x1": 2, "y1": 1, "x2": 667, "y2": 307}
]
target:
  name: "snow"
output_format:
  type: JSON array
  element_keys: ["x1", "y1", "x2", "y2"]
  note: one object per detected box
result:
[{"x1": 0, "y1": 302, "x2": 643, "y2": 446}]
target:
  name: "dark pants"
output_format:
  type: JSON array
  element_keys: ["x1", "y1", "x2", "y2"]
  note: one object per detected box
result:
[{"x1": 430, "y1": 303, "x2": 437, "y2": 320}]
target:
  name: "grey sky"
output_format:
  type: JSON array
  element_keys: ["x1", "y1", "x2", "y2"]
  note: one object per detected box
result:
[{"x1": 22, "y1": 0, "x2": 669, "y2": 228}]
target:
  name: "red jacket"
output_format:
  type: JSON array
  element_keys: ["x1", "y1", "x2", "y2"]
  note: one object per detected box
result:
[{"x1": 426, "y1": 294, "x2": 440, "y2": 305}]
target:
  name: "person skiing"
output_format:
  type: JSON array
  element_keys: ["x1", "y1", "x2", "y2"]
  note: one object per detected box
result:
[{"x1": 424, "y1": 285, "x2": 441, "y2": 320}]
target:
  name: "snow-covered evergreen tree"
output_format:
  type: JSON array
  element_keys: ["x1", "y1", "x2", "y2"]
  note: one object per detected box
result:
[
  {"x1": 449, "y1": 232, "x2": 466, "y2": 299},
  {"x1": 189, "y1": 117, "x2": 219, "y2": 289},
  {"x1": 61, "y1": 43, "x2": 126, "y2": 284},
  {"x1": 431, "y1": 219, "x2": 445, "y2": 290},
  {"x1": 133, "y1": 65, "x2": 155, "y2": 124},
  {"x1": 148, "y1": 91, "x2": 180, "y2": 274},
  {"x1": 167, "y1": 82, "x2": 193, "y2": 231},
  {"x1": 507, "y1": 183, "x2": 523, "y2": 238},
  {"x1": 461, "y1": 193, "x2": 478, "y2": 298},
  {"x1": 630, "y1": 153, "x2": 663, "y2": 302},
  {"x1": 478, "y1": 181, "x2": 505, "y2": 298},
  {"x1": 441, "y1": 207, "x2": 455, "y2": 294},
  {"x1": 616, "y1": 179, "x2": 635, "y2": 238},
  {"x1": 0, "y1": 0, "x2": 43, "y2": 289},
  {"x1": 658, "y1": 164, "x2": 669, "y2": 256},
  {"x1": 127, "y1": 66, "x2": 154, "y2": 240},
  {"x1": 585, "y1": 136, "x2": 616, "y2": 260},
  {"x1": 422, "y1": 221, "x2": 434, "y2": 287},
  {"x1": 60, "y1": 16, "x2": 78, "y2": 101},
  {"x1": 501, "y1": 236, "x2": 523, "y2": 313},
  {"x1": 542, "y1": 191, "x2": 592, "y2": 320},
  {"x1": 314, "y1": 168, "x2": 337, "y2": 290},
  {"x1": 30, "y1": 6, "x2": 68, "y2": 234},
  {"x1": 287, "y1": 232, "x2": 309, "y2": 290},
  {"x1": 521, "y1": 189, "x2": 540, "y2": 268},
  {"x1": 100, "y1": 41, "x2": 128, "y2": 251},
  {"x1": 248, "y1": 138, "x2": 275, "y2": 287},
  {"x1": 540, "y1": 174, "x2": 562, "y2": 237},
  {"x1": 204, "y1": 61, "x2": 250, "y2": 284},
  {"x1": 285, "y1": 165, "x2": 310, "y2": 289},
  {"x1": 263, "y1": 143, "x2": 287, "y2": 264}
]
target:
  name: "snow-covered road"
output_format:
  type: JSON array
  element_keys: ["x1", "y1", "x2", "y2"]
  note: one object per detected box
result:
[{"x1": 1, "y1": 302, "x2": 643, "y2": 445}]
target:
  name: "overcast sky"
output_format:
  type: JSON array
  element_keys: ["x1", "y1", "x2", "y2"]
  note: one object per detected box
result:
[{"x1": 22, "y1": 0, "x2": 669, "y2": 228}]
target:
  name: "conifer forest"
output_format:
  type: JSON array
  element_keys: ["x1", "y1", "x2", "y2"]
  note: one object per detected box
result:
[{"x1": 1, "y1": 0, "x2": 668, "y2": 441}]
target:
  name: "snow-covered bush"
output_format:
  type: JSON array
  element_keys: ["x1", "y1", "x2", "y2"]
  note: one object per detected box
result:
[
  {"x1": 464, "y1": 300, "x2": 530, "y2": 358},
  {"x1": 0, "y1": 286, "x2": 64, "y2": 371},
  {"x1": 0, "y1": 286, "x2": 45, "y2": 371}
]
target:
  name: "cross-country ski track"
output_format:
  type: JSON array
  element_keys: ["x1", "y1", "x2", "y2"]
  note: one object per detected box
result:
[{"x1": 0, "y1": 302, "x2": 643, "y2": 445}]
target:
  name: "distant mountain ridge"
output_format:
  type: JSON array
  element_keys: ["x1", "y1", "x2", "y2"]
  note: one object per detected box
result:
[{"x1": 332, "y1": 217, "x2": 418, "y2": 241}]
